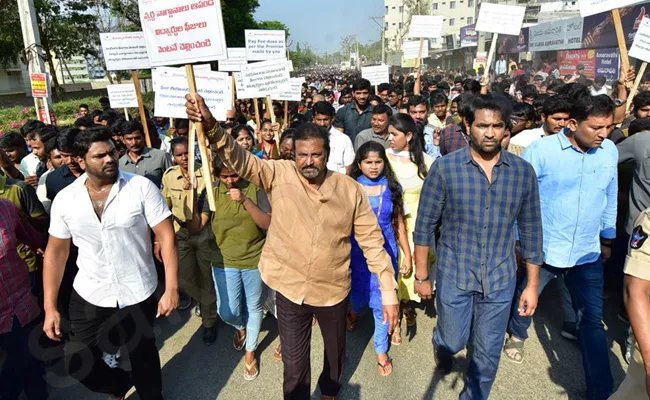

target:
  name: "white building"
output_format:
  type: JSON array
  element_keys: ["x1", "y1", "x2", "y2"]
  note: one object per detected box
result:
[{"x1": 384, "y1": 0, "x2": 409, "y2": 51}]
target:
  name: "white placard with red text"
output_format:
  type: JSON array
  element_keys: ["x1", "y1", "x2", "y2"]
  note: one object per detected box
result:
[
  {"x1": 245, "y1": 30, "x2": 286, "y2": 61},
  {"x1": 475, "y1": 3, "x2": 526, "y2": 36},
  {"x1": 138, "y1": 0, "x2": 228, "y2": 66},
  {"x1": 241, "y1": 58, "x2": 291, "y2": 98},
  {"x1": 100, "y1": 32, "x2": 151, "y2": 71},
  {"x1": 107, "y1": 84, "x2": 139, "y2": 108},
  {"x1": 629, "y1": 17, "x2": 650, "y2": 63},
  {"x1": 154, "y1": 67, "x2": 230, "y2": 120}
]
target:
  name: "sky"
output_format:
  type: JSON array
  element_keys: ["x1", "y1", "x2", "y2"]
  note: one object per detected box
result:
[{"x1": 253, "y1": 0, "x2": 386, "y2": 54}]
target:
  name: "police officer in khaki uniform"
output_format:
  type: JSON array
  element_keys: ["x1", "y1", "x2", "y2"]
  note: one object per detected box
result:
[
  {"x1": 610, "y1": 207, "x2": 650, "y2": 399},
  {"x1": 162, "y1": 137, "x2": 218, "y2": 345}
]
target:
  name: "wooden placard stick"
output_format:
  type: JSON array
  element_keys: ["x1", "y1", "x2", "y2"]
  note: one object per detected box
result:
[
  {"x1": 131, "y1": 70, "x2": 152, "y2": 148},
  {"x1": 231, "y1": 74, "x2": 236, "y2": 107},
  {"x1": 485, "y1": 33, "x2": 499, "y2": 78},
  {"x1": 626, "y1": 61, "x2": 648, "y2": 114},
  {"x1": 185, "y1": 64, "x2": 216, "y2": 212},
  {"x1": 253, "y1": 98, "x2": 261, "y2": 143},
  {"x1": 283, "y1": 100, "x2": 289, "y2": 129},
  {"x1": 124, "y1": 108, "x2": 130, "y2": 121},
  {"x1": 612, "y1": 9, "x2": 631, "y2": 87},
  {"x1": 265, "y1": 96, "x2": 280, "y2": 144},
  {"x1": 414, "y1": 38, "x2": 424, "y2": 96},
  {"x1": 187, "y1": 120, "x2": 197, "y2": 212}
]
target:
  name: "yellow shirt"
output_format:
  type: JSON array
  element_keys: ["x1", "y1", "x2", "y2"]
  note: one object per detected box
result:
[{"x1": 161, "y1": 165, "x2": 206, "y2": 232}]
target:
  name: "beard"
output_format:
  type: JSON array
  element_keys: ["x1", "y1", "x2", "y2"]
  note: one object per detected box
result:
[{"x1": 300, "y1": 165, "x2": 321, "y2": 179}]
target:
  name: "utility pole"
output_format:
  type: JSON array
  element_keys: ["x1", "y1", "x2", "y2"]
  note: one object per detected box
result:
[
  {"x1": 356, "y1": 34, "x2": 360, "y2": 69},
  {"x1": 369, "y1": 16, "x2": 386, "y2": 65}
]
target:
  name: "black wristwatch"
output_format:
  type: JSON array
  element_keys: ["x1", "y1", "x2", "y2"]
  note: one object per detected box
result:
[
  {"x1": 614, "y1": 99, "x2": 625, "y2": 107},
  {"x1": 415, "y1": 275, "x2": 429, "y2": 284}
]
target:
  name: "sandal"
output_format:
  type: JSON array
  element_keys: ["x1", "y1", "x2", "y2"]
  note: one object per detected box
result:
[
  {"x1": 233, "y1": 330, "x2": 246, "y2": 351},
  {"x1": 377, "y1": 357, "x2": 393, "y2": 377},
  {"x1": 503, "y1": 337, "x2": 525, "y2": 364},
  {"x1": 244, "y1": 358, "x2": 259, "y2": 381},
  {"x1": 346, "y1": 312, "x2": 359, "y2": 331},
  {"x1": 405, "y1": 308, "x2": 417, "y2": 327},
  {"x1": 390, "y1": 326, "x2": 402, "y2": 346},
  {"x1": 274, "y1": 344, "x2": 282, "y2": 361}
]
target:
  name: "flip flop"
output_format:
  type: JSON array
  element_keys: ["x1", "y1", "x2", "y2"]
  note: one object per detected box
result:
[
  {"x1": 244, "y1": 358, "x2": 259, "y2": 381},
  {"x1": 391, "y1": 327, "x2": 402, "y2": 346},
  {"x1": 377, "y1": 358, "x2": 393, "y2": 377},
  {"x1": 233, "y1": 330, "x2": 247, "y2": 351},
  {"x1": 503, "y1": 337, "x2": 525, "y2": 364},
  {"x1": 274, "y1": 345, "x2": 282, "y2": 361}
]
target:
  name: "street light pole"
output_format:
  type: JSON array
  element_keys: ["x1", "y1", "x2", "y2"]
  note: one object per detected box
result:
[{"x1": 370, "y1": 16, "x2": 386, "y2": 65}]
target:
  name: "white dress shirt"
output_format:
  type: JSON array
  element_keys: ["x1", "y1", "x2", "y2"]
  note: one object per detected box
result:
[
  {"x1": 327, "y1": 127, "x2": 355, "y2": 173},
  {"x1": 49, "y1": 171, "x2": 171, "y2": 308},
  {"x1": 510, "y1": 127, "x2": 547, "y2": 148},
  {"x1": 36, "y1": 168, "x2": 53, "y2": 214}
]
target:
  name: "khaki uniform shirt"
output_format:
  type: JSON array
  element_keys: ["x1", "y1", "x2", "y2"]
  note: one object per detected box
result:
[
  {"x1": 161, "y1": 165, "x2": 206, "y2": 233},
  {"x1": 212, "y1": 127, "x2": 399, "y2": 307}
]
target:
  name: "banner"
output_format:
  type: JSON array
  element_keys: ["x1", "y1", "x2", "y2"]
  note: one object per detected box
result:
[
  {"x1": 403, "y1": 40, "x2": 429, "y2": 59},
  {"x1": 629, "y1": 16, "x2": 650, "y2": 62},
  {"x1": 528, "y1": 18, "x2": 583, "y2": 52},
  {"x1": 557, "y1": 48, "x2": 620, "y2": 81},
  {"x1": 240, "y1": 58, "x2": 291, "y2": 98},
  {"x1": 473, "y1": 52, "x2": 487, "y2": 71},
  {"x1": 497, "y1": 28, "x2": 529, "y2": 54},
  {"x1": 272, "y1": 77, "x2": 305, "y2": 102},
  {"x1": 107, "y1": 84, "x2": 139, "y2": 108},
  {"x1": 233, "y1": 72, "x2": 256, "y2": 99},
  {"x1": 30, "y1": 73, "x2": 47, "y2": 98},
  {"x1": 460, "y1": 25, "x2": 478, "y2": 47},
  {"x1": 582, "y1": 5, "x2": 648, "y2": 49},
  {"x1": 218, "y1": 47, "x2": 247, "y2": 72},
  {"x1": 408, "y1": 15, "x2": 444, "y2": 38},
  {"x1": 100, "y1": 32, "x2": 151, "y2": 71},
  {"x1": 154, "y1": 67, "x2": 230, "y2": 120},
  {"x1": 475, "y1": 3, "x2": 526, "y2": 36},
  {"x1": 139, "y1": 0, "x2": 228, "y2": 66},
  {"x1": 245, "y1": 30, "x2": 286, "y2": 61},
  {"x1": 578, "y1": 0, "x2": 646, "y2": 17},
  {"x1": 361, "y1": 65, "x2": 390, "y2": 86}
]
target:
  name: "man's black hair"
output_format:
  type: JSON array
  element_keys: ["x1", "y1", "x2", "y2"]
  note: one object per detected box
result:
[
  {"x1": 437, "y1": 80, "x2": 451, "y2": 93},
  {"x1": 629, "y1": 118, "x2": 650, "y2": 136},
  {"x1": 594, "y1": 75, "x2": 606, "y2": 85},
  {"x1": 57, "y1": 128, "x2": 82, "y2": 153},
  {"x1": 0, "y1": 132, "x2": 27, "y2": 150},
  {"x1": 312, "y1": 101, "x2": 336, "y2": 118},
  {"x1": 389, "y1": 84, "x2": 403, "y2": 94},
  {"x1": 521, "y1": 85, "x2": 538, "y2": 100},
  {"x1": 73, "y1": 126, "x2": 113, "y2": 158},
  {"x1": 377, "y1": 83, "x2": 390, "y2": 93},
  {"x1": 174, "y1": 118, "x2": 190, "y2": 130},
  {"x1": 99, "y1": 97, "x2": 110, "y2": 104},
  {"x1": 465, "y1": 94, "x2": 512, "y2": 127},
  {"x1": 557, "y1": 83, "x2": 590, "y2": 99},
  {"x1": 569, "y1": 94, "x2": 614, "y2": 123},
  {"x1": 633, "y1": 91, "x2": 650, "y2": 113},
  {"x1": 170, "y1": 136, "x2": 188, "y2": 154},
  {"x1": 79, "y1": 103, "x2": 89, "y2": 110},
  {"x1": 100, "y1": 110, "x2": 120, "y2": 126},
  {"x1": 118, "y1": 120, "x2": 144, "y2": 137},
  {"x1": 642, "y1": 72, "x2": 650, "y2": 83},
  {"x1": 74, "y1": 116, "x2": 95, "y2": 129},
  {"x1": 512, "y1": 102, "x2": 535, "y2": 121},
  {"x1": 352, "y1": 78, "x2": 371, "y2": 92},
  {"x1": 463, "y1": 80, "x2": 481, "y2": 94},
  {"x1": 44, "y1": 136, "x2": 59, "y2": 156},
  {"x1": 407, "y1": 95, "x2": 427, "y2": 109},
  {"x1": 34, "y1": 125, "x2": 58, "y2": 143},
  {"x1": 373, "y1": 104, "x2": 393, "y2": 117},
  {"x1": 429, "y1": 91, "x2": 448, "y2": 106},
  {"x1": 293, "y1": 123, "x2": 330, "y2": 158},
  {"x1": 340, "y1": 87, "x2": 353, "y2": 97},
  {"x1": 542, "y1": 95, "x2": 573, "y2": 117},
  {"x1": 20, "y1": 120, "x2": 46, "y2": 139}
]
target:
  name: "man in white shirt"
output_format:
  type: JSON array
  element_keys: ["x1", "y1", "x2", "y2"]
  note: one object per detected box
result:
[
  {"x1": 495, "y1": 55, "x2": 508, "y2": 76},
  {"x1": 42, "y1": 127, "x2": 179, "y2": 400},
  {"x1": 36, "y1": 136, "x2": 64, "y2": 214},
  {"x1": 312, "y1": 101, "x2": 355, "y2": 174},
  {"x1": 510, "y1": 95, "x2": 572, "y2": 148},
  {"x1": 590, "y1": 75, "x2": 609, "y2": 96}
]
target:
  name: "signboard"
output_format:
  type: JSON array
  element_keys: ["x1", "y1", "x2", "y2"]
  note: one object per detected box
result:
[
  {"x1": 361, "y1": 65, "x2": 390, "y2": 86},
  {"x1": 403, "y1": 40, "x2": 429, "y2": 59},
  {"x1": 460, "y1": 25, "x2": 478, "y2": 47},
  {"x1": 577, "y1": 0, "x2": 645, "y2": 17},
  {"x1": 473, "y1": 52, "x2": 487, "y2": 71},
  {"x1": 218, "y1": 47, "x2": 247, "y2": 72},
  {"x1": 557, "y1": 48, "x2": 620, "y2": 82},
  {"x1": 233, "y1": 72, "x2": 256, "y2": 99},
  {"x1": 629, "y1": 16, "x2": 650, "y2": 62},
  {"x1": 240, "y1": 58, "x2": 291, "y2": 98},
  {"x1": 138, "y1": 0, "x2": 228, "y2": 67},
  {"x1": 192, "y1": 63, "x2": 212, "y2": 72},
  {"x1": 475, "y1": 3, "x2": 526, "y2": 36},
  {"x1": 107, "y1": 84, "x2": 139, "y2": 108},
  {"x1": 99, "y1": 32, "x2": 151, "y2": 71},
  {"x1": 528, "y1": 18, "x2": 583, "y2": 52},
  {"x1": 272, "y1": 77, "x2": 305, "y2": 102},
  {"x1": 154, "y1": 67, "x2": 230, "y2": 120},
  {"x1": 245, "y1": 30, "x2": 286, "y2": 61},
  {"x1": 497, "y1": 28, "x2": 529, "y2": 54},
  {"x1": 582, "y1": 5, "x2": 648, "y2": 49},
  {"x1": 408, "y1": 15, "x2": 444, "y2": 38},
  {"x1": 30, "y1": 73, "x2": 47, "y2": 98}
]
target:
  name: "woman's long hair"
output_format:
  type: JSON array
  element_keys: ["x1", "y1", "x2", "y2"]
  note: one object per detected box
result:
[
  {"x1": 350, "y1": 141, "x2": 404, "y2": 234},
  {"x1": 389, "y1": 113, "x2": 428, "y2": 180}
]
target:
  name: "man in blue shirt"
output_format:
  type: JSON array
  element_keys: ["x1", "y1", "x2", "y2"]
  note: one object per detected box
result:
[
  {"x1": 413, "y1": 94, "x2": 544, "y2": 399},
  {"x1": 504, "y1": 95, "x2": 617, "y2": 400},
  {"x1": 334, "y1": 78, "x2": 374, "y2": 143}
]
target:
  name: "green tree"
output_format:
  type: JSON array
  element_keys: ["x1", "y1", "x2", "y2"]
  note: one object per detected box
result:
[
  {"x1": 256, "y1": 20, "x2": 290, "y2": 39},
  {"x1": 0, "y1": 0, "x2": 23, "y2": 69}
]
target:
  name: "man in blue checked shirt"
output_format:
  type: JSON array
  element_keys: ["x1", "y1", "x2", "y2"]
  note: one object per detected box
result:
[
  {"x1": 413, "y1": 94, "x2": 544, "y2": 400},
  {"x1": 504, "y1": 95, "x2": 618, "y2": 400}
]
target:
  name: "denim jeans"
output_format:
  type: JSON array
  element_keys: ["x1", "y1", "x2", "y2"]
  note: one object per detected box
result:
[
  {"x1": 212, "y1": 267, "x2": 263, "y2": 352},
  {"x1": 433, "y1": 270, "x2": 516, "y2": 400},
  {"x1": 507, "y1": 260, "x2": 613, "y2": 400}
]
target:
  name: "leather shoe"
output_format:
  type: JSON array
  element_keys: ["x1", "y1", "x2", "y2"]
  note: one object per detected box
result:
[
  {"x1": 203, "y1": 326, "x2": 217, "y2": 346},
  {"x1": 434, "y1": 345, "x2": 452, "y2": 375}
]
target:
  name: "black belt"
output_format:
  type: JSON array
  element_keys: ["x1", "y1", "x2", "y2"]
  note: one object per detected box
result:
[{"x1": 173, "y1": 216, "x2": 188, "y2": 229}]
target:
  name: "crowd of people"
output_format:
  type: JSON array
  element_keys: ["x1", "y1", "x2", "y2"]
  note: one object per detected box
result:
[{"x1": 2, "y1": 59, "x2": 650, "y2": 400}]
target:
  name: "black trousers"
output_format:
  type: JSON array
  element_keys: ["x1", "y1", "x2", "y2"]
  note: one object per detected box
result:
[
  {"x1": 276, "y1": 292, "x2": 348, "y2": 400},
  {"x1": 64, "y1": 289, "x2": 162, "y2": 400}
]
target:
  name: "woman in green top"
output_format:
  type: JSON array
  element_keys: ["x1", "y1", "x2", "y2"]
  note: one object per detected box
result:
[
  {"x1": 188, "y1": 161, "x2": 271, "y2": 381},
  {"x1": 252, "y1": 119, "x2": 280, "y2": 160}
]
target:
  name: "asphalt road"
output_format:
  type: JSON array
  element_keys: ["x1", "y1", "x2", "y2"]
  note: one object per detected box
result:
[{"x1": 47, "y1": 279, "x2": 629, "y2": 400}]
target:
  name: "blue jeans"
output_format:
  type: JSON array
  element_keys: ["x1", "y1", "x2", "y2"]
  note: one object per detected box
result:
[
  {"x1": 507, "y1": 260, "x2": 613, "y2": 400},
  {"x1": 212, "y1": 267, "x2": 263, "y2": 352},
  {"x1": 433, "y1": 271, "x2": 516, "y2": 400}
]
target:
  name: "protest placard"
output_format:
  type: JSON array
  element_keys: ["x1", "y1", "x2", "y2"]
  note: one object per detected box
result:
[
  {"x1": 192, "y1": 63, "x2": 212, "y2": 72},
  {"x1": 288, "y1": 60, "x2": 294, "y2": 72},
  {"x1": 30, "y1": 73, "x2": 47, "y2": 98},
  {"x1": 272, "y1": 77, "x2": 305, "y2": 102},
  {"x1": 138, "y1": 0, "x2": 228, "y2": 66},
  {"x1": 245, "y1": 30, "x2": 287, "y2": 61},
  {"x1": 475, "y1": 3, "x2": 526, "y2": 36},
  {"x1": 362, "y1": 65, "x2": 390, "y2": 86},
  {"x1": 629, "y1": 16, "x2": 650, "y2": 63},
  {"x1": 154, "y1": 67, "x2": 230, "y2": 120},
  {"x1": 107, "y1": 84, "x2": 139, "y2": 108},
  {"x1": 403, "y1": 40, "x2": 429, "y2": 59},
  {"x1": 100, "y1": 32, "x2": 151, "y2": 71},
  {"x1": 233, "y1": 72, "x2": 256, "y2": 99},
  {"x1": 241, "y1": 58, "x2": 291, "y2": 98},
  {"x1": 577, "y1": 0, "x2": 645, "y2": 17},
  {"x1": 218, "y1": 47, "x2": 247, "y2": 72},
  {"x1": 408, "y1": 15, "x2": 444, "y2": 38}
]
